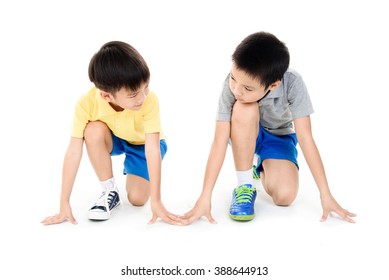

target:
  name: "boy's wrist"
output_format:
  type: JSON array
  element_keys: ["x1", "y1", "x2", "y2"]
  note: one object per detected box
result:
[
  {"x1": 319, "y1": 191, "x2": 332, "y2": 200},
  {"x1": 200, "y1": 189, "x2": 213, "y2": 200},
  {"x1": 59, "y1": 200, "x2": 71, "y2": 211},
  {"x1": 59, "y1": 198, "x2": 70, "y2": 205}
]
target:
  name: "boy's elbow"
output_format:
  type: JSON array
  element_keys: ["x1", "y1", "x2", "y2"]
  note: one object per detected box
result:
[
  {"x1": 297, "y1": 133, "x2": 315, "y2": 149},
  {"x1": 145, "y1": 145, "x2": 161, "y2": 159},
  {"x1": 213, "y1": 135, "x2": 229, "y2": 148}
]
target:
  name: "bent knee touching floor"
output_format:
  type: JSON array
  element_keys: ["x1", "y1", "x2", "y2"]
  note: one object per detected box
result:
[
  {"x1": 265, "y1": 184, "x2": 298, "y2": 206},
  {"x1": 127, "y1": 193, "x2": 149, "y2": 206},
  {"x1": 261, "y1": 159, "x2": 299, "y2": 206},
  {"x1": 126, "y1": 174, "x2": 150, "y2": 206}
]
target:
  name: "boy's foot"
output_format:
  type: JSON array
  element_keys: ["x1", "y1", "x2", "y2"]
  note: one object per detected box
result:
[
  {"x1": 229, "y1": 184, "x2": 257, "y2": 221},
  {"x1": 88, "y1": 189, "x2": 120, "y2": 220}
]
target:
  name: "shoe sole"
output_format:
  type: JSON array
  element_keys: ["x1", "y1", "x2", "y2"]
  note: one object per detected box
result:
[
  {"x1": 88, "y1": 202, "x2": 120, "y2": 221},
  {"x1": 229, "y1": 213, "x2": 255, "y2": 221}
]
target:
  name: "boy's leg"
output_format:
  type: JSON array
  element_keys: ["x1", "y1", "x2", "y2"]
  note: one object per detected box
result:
[
  {"x1": 255, "y1": 127, "x2": 299, "y2": 206},
  {"x1": 126, "y1": 174, "x2": 150, "y2": 206},
  {"x1": 84, "y1": 121, "x2": 114, "y2": 181},
  {"x1": 122, "y1": 139, "x2": 167, "y2": 207},
  {"x1": 84, "y1": 121, "x2": 120, "y2": 220},
  {"x1": 229, "y1": 102, "x2": 259, "y2": 221},
  {"x1": 261, "y1": 160, "x2": 298, "y2": 206},
  {"x1": 231, "y1": 102, "x2": 259, "y2": 171}
]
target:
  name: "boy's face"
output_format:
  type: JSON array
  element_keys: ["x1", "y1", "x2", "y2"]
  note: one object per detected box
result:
[
  {"x1": 101, "y1": 83, "x2": 149, "y2": 111},
  {"x1": 229, "y1": 63, "x2": 277, "y2": 104}
]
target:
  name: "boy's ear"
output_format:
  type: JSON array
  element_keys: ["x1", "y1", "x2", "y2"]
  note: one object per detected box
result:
[
  {"x1": 268, "y1": 80, "x2": 281, "y2": 91},
  {"x1": 100, "y1": 90, "x2": 113, "y2": 102}
]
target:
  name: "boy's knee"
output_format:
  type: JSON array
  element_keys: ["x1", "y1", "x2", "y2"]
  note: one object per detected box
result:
[
  {"x1": 232, "y1": 102, "x2": 259, "y2": 123},
  {"x1": 84, "y1": 121, "x2": 108, "y2": 141},
  {"x1": 264, "y1": 181, "x2": 298, "y2": 206},
  {"x1": 272, "y1": 188, "x2": 297, "y2": 206},
  {"x1": 127, "y1": 193, "x2": 148, "y2": 206}
]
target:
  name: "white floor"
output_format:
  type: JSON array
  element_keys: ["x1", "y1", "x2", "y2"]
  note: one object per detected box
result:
[
  {"x1": 4, "y1": 145, "x2": 387, "y2": 280},
  {"x1": 1, "y1": 1, "x2": 388, "y2": 279}
]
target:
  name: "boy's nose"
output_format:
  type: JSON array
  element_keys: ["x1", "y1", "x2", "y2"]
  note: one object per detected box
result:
[
  {"x1": 234, "y1": 84, "x2": 244, "y2": 95},
  {"x1": 136, "y1": 93, "x2": 146, "y2": 104},
  {"x1": 234, "y1": 88, "x2": 243, "y2": 97}
]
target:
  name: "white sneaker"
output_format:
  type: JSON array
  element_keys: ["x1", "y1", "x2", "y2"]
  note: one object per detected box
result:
[{"x1": 88, "y1": 190, "x2": 120, "y2": 220}]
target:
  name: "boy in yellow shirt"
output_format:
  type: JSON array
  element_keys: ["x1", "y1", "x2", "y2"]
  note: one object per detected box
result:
[{"x1": 42, "y1": 41, "x2": 182, "y2": 225}]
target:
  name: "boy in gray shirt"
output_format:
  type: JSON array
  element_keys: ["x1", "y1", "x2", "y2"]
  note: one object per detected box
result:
[{"x1": 184, "y1": 32, "x2": 356, "y2": 223}]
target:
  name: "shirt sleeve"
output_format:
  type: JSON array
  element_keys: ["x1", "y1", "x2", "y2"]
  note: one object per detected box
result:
[
  {"x1": 287, "y1": 71, "x2": 314, "y2": 119},
  {"x1": 71, "y1": 94, "x2": 92, "y2": 138},
  {"x1": 142, "y1": 93, "x2": 162, "y2": 133},
  {"x1": 216, "y1": 74, "x2": 236, "y2": 121}
]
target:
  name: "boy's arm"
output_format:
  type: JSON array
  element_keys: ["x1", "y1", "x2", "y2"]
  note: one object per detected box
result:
[
  {"x1": 41, "y1": 137, "x2": 84, "y2": 225},
  {"x1": 145, "y1": 132, "x2": 183, "y2": 225},
  {"x1": 294, "y1": 116, "x2": 356, "y2": 223},
  {"x1": 183, "y1": 121, "x2": 230, "y2": 225}
]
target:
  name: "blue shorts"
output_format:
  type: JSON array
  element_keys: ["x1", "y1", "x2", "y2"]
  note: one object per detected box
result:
[
  {"x1": 110, "y1": 133, "x2": 167, "y2": 181},
  {"x1": 254, "y1": 125, "x2": 298, "y2": 174}
]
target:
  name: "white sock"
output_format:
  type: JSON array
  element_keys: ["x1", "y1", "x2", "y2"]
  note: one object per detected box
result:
[
  {"x1": 253, "y1": 154, "x2": 259, "y2": 166},
  {"x1": 100, "y1": 177, "x2": 118, "y2": 192},
  {"x1": 236, "y1": 169, "x2": 253, "y2": 186}
]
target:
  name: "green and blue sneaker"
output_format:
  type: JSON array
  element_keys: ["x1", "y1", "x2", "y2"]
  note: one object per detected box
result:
[{"x1": 229, "y1": 184, "x2": 257, "y2": 221}]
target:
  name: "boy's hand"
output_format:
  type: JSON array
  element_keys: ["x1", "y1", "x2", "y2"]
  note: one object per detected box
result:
[
  {"x1": 149, "y1": 200, "x2": 186, "y2": 226},
  {"x1": 320, "y1": 194, "x2": 356, "y2": 223},
  {"x1": 41, "y1": 204, "x2": 77, "y2": 225},
  {"x1": 182, "y1": 197, "x2": 216, "y2": 225}
]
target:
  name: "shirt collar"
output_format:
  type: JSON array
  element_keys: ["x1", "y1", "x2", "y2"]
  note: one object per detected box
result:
[{"x1": 259, "y1": 81, "x2": 283, "y2": 103}]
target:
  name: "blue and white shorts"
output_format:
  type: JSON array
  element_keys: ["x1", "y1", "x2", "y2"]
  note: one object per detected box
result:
[
  {"x1": 254, "y1": 125, "x2": 298, "y2": 174},
  {"x1": 110, "y1": 133, "x2": 167, "y2": 181}
]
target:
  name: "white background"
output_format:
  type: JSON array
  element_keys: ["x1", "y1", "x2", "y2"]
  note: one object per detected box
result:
[{"x1": 1, "y1": 0, "x2": 388, "y2": 279}]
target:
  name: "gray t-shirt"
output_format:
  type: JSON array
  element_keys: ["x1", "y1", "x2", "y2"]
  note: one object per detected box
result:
[{"x1": 216, "y1": 69, "x2": 314, "y2": 135}]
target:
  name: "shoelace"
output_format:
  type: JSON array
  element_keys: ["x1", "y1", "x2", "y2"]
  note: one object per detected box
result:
[
  {"x1": 234, "y1": 185, "x2": 256, "y2": 204},
  {"x1": 95, "y1": 191, "x2": 117, "y2": 213},
  {"x1": 252, "y1": 165, "x2": 260, "y2": 180}
]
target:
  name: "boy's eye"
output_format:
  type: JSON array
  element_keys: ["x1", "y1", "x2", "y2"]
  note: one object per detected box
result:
[{"x1": 245, "y1": 87, "x2": 253, "y2": 92}]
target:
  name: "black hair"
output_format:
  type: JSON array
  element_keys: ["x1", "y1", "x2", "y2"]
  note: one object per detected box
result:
[
  {"x1": 232, "y1": 32, "x2": 290, "y2": 89},
  {"x1": 88, "y1": 41, "x2": 150, "y2": 94}
]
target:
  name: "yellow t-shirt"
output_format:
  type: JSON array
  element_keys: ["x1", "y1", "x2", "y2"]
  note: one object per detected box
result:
[{"x1": 71, "y1": 87, "x2": 164, "y2": 144}]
